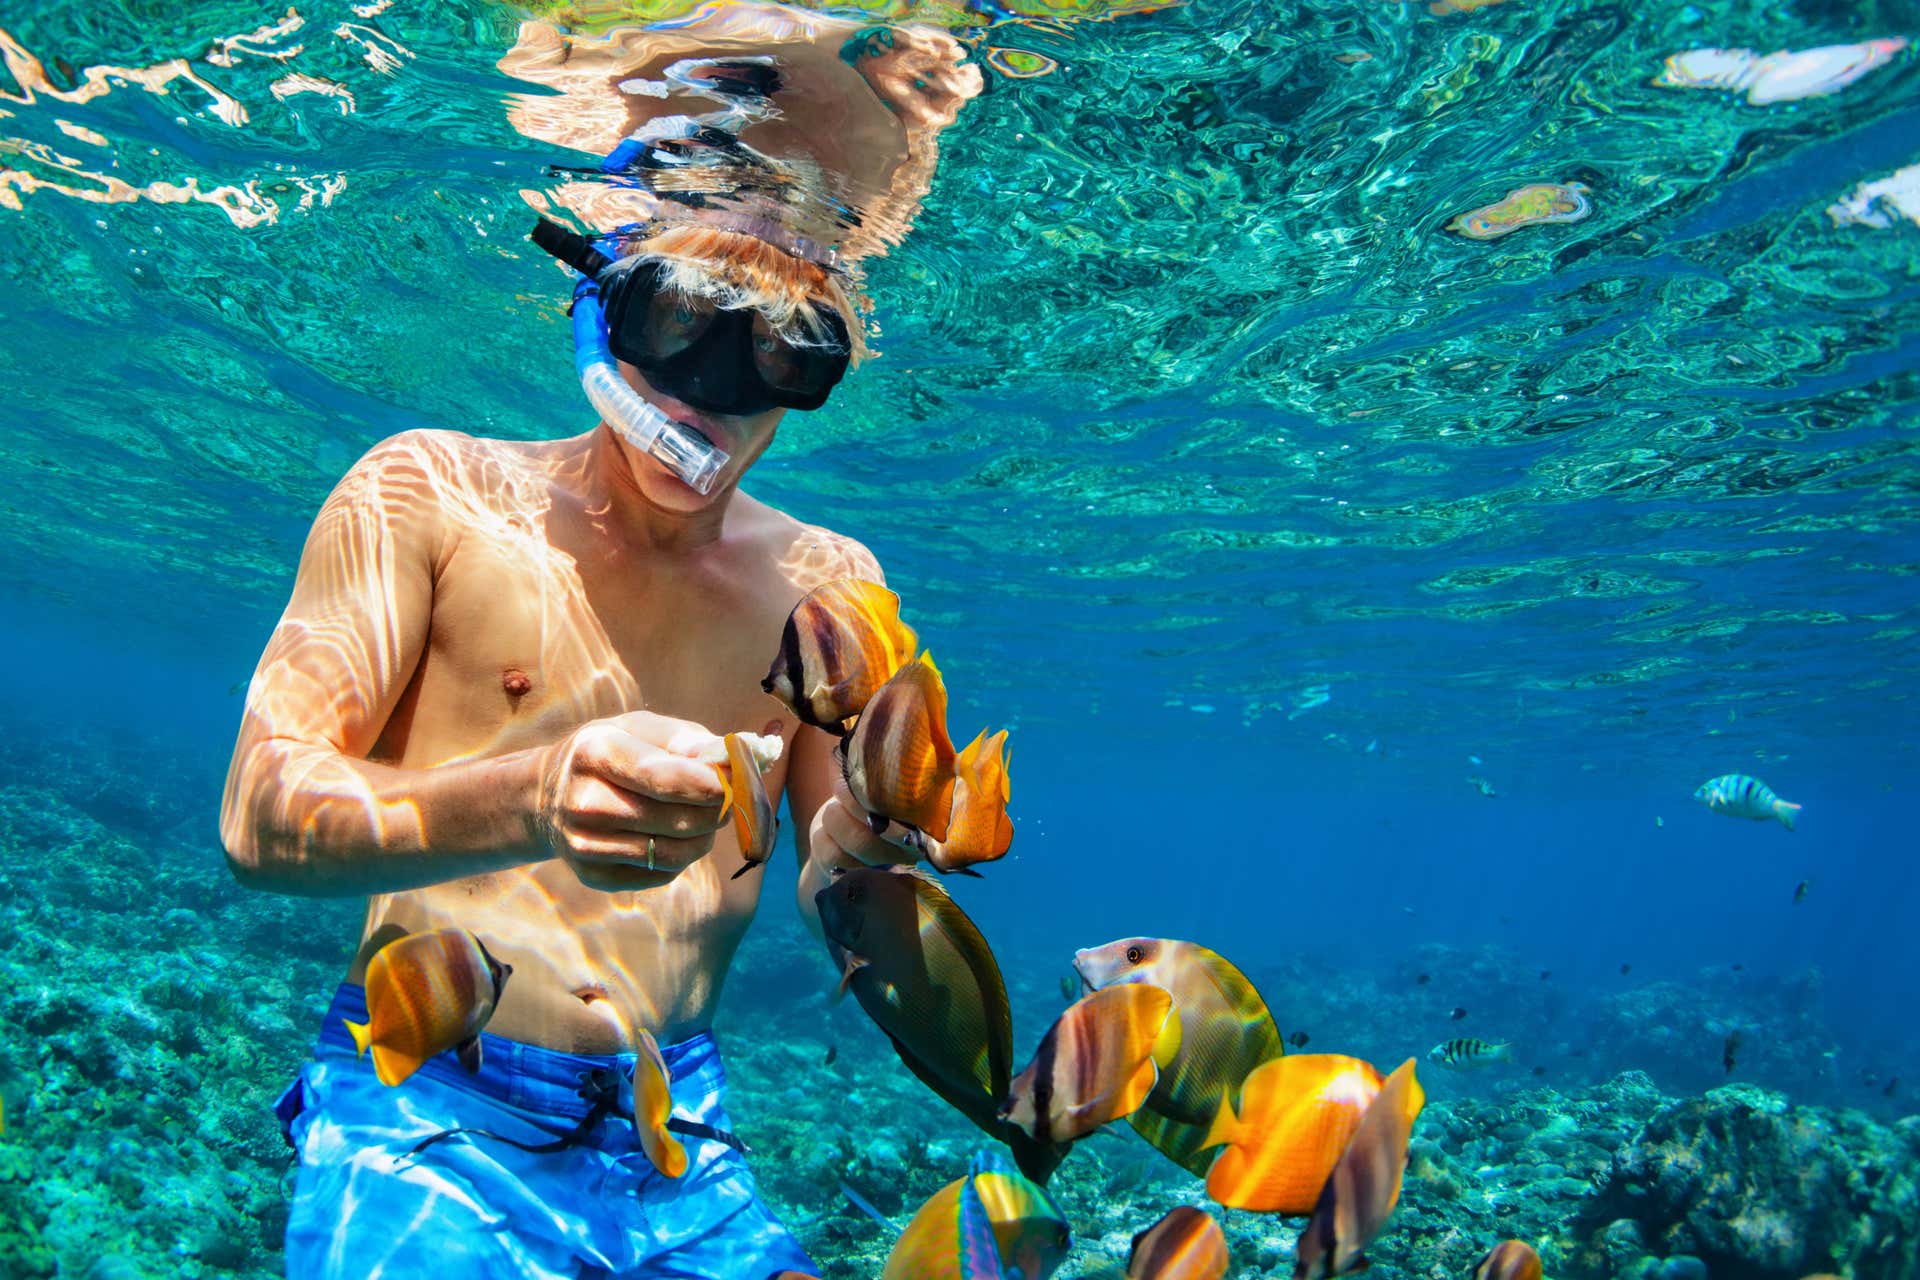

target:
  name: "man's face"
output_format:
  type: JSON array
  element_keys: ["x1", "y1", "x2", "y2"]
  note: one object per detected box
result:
[{"x1": 614, "y1": 359, "x2": 787, "y2": 512}]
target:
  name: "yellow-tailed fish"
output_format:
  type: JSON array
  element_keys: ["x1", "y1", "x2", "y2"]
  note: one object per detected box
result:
[
  {"x1": 1201, "y1": 1053, "x2": 1384, "y2": 1214},
  {"x1": 1292, "y1": 1058, "x2": 1425, "y2": 1279},
  {"x1": 844, "y1": 652, "x2": 958, "y2": 840},
  {"x1": 815, "y1": 866, "x2": 1064, "y2": 1182},
  {"x1": 1127, "y1": 1205, "x2": 1228, "y2": 1280},
  {"x1": 882, "y1": 1149, "x2": 1071, "y2": 1280},
  {"x1": 1073, "y1": 937, "x2": 1284, "y2": 1176},
  {"x1": 1473, "y1": 1240, "x2": 1543, "y2": 1280},
  {"x1": 1693, "y1": 773, "x2": 1801, "y2": 831},
  {"x1": 763, "y1": 579, "x2": 918, "y2": 735},
  {"x1": 1002, "y1": 984, "x2": 1177, "y2": 1144},
  {"x1": 633, "y1": 1027, "x2": 687, "y2": 1178},
  {"x1": 344, "y1": 929, "x2": 510, "y2": 1086},
  {"x1": 715, "y1": 731, "x2": 779, "y2": 879},
  {"x1": 926, "y1": 728, "x2": 1014, "y2": 875}
]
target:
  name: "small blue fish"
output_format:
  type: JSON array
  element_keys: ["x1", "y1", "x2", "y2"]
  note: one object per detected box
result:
[{"x1": 1693, "y1": 774, "x2": 1801, "y2": 832}]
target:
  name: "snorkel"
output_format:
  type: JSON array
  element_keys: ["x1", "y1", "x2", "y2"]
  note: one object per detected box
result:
[{"x1": 532, "y1": 217, "x2": 730, "y2": 496}]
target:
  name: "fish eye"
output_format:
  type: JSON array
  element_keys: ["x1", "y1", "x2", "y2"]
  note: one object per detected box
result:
[{"x1": 1125, "y1": 945, "x2": 1143, "y2": 964}]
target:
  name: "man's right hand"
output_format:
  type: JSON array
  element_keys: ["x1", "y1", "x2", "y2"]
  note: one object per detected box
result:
[{"x1": 536, "y1": 710, "x2": 732, "y2": 891}]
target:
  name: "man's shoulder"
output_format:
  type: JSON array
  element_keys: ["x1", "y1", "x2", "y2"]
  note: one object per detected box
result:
[
  {"x1": 347, "y1": 428, "x2": 548, "y2": 482},
  {"x1": 736, "y1": 496, "x2": 885, "y2": 591}
]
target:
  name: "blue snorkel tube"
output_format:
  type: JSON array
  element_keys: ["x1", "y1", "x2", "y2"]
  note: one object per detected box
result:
[{"x1": 535, "y1": 218, "x2": 729, "y2": 496}]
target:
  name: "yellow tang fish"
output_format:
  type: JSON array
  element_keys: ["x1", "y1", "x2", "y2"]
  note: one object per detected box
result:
[
  {"x1": 715, "y1": 731, "x2": 779, "y2": 879},
  {"x1": 1473, "y1": 1240, "x2": 1543, "y2": 1280},
  {"x1": 1001, "y1": 984, "x2": 1177, "y2": 1145},
  {"x1": 926, "y1": 728, "x2": 1014, "y2": 875},
  {"x1": 1201, "y1": 1053, "x2": 1384, "y2": 1215},
  {"x1": 632, "y1": 1028, "x2": 686, "y2": 1178},
  {"x1": 1073, "y1": 937, "x2": 1284, "y2": 1176},
  {"x1": 1293, "y1": 1059, "x2": 1425, "y2": 1279},
  {"x1": 1127, "y1": 1205, "x2": 1228, "y2": 1280},
  {"x1": 763, "y1": 579, "x2": 918, "y2": 735},
  {"x1": 844, "y1": 652, "x2": 958, "y2": 840},
  {"x1": 883, "y1": 1149, "x2": 1071, "y2": 1280},
  {"x1": 345, "y1": 929, "x2": 511, "y2": 1087}
]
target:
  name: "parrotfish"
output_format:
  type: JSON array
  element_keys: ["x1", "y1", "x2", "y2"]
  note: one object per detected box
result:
[
  {"x1": 763, "y1": 579, "x2": 918, "y2": 735},
  {"x1": 632, "y1": 1028, "x2": 687, "y2": 1178},
  {"x1": 1126, "y1": 1205, "x2": 1228, "y2": 1280},
  {"x1": 345, "y1": 929, "x2": 510, "y2": 1086},
  {"x1": 1073, "y1": 937, "x2": 1284, "y2": 1177},
  {"x1": 1001, "y1": 984, "x2": 1178, "y2": 1145},
  {"x1": 1427, "y1": 1038, "x2": 1513, "y2": 1070},
  {"x1": 844, "y1": 653, "x2": 959, "y2": 840},
  {"x1": 1292, "y1": 1059, "x2": 1425, "y2": 1279},
  {"x1": 1473, "y1": 1239, "x2": 1543, "y2": 1280},
  {"x1": 1200, "y1": 1054, "x2": 1385, "y2": 1214},
  {"x1": 925, "y1": 728, "x2": 1014, "y2": 874},
  {"x1": 882, "y1": 1149, "x2": 1071, "y2": 1280},
  {"x1": 715, "y1": 731, "x2": 779, "y2": 879},
  {"x1": 1446, "y1": 183, "x2": 1592, "y2": 240},
  {"x1": 817, "y1": 867, "x2": 1063, "y2": 1182},
  {"x1": 1693, "y1": 773, "x2": 1800, "y2": 831}
]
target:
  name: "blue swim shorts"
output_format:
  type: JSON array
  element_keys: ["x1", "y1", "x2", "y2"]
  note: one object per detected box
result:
[{"x1": 274, "y1": 985, "x2": 816, "y2": 1280}]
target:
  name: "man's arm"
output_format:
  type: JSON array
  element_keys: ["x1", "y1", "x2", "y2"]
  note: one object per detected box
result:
[{"x1": 219, "y1": 432, "x2": 728, "y2": 898}]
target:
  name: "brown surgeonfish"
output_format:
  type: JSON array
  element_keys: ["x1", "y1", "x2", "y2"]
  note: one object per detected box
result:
[
  {"x1": 844, "y1": 652, "x2": 958, "y2": 840},
  {"x1": 1127, "y1": 1205, "x2": 1228, "y2": 1280},
  {"x1": 1473, "y1": 1239, "x2": 1543, "y2": 1280},
  {"x1": 632, "y1": 1028, "x2": 687, "y2": 1178},
  {"x1": 1201, "y1": 1054, "x2": 1385, "y2": 1214},
  {"x1": 1002, "y1": 984, "x2": 1179, "y2": 1144},
  {"x1": 715, "y1": 731, "x2": 779, "y2": 879},
  {"x1": 1292, "y1": 1058, "x2": 1425, "y2": 1279},
  {"x1": 1073, "y1": 938, "x2": 1284, "y2": 1176},
  {"x1": 763, "y1": 579, "x2": 918, "y2": 735},
  {"x1": 926, "y1": 728, "x2": 1015, "y2": 875},
  {"x1": 816, "y1": 866, "x2": 1064, "y2": 1182},
  {"x1": 345, "y1": 929, "x2": 511, "y2": 1087}
]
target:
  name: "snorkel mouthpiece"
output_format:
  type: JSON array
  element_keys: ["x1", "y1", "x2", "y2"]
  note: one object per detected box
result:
[{"x1": 534, "y1": 218, "x2": 731, "y2": 495}]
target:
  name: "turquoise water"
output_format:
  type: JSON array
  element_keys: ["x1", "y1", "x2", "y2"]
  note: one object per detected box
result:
[{"x1": 1, "y1": 0, "x2": 1918, "y2": 1275}]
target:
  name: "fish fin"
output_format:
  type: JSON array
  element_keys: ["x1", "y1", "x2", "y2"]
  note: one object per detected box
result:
[
  {"x1": 343, "y1": 1018, "x2": 372, "y2": 1058},
  {"x1": 713, "y1": 762, "x2": 734, "y2": 821},
  {"x1": 834, "y1": 952, "x2": 869, "y2": 1002},
  {"x1": 369, "y1": 1045, "x2": 421, "y2": 1088},
  {"x1": 456, "y1": 1037, "x2": 483, "y2": 1075},
  {"x1": 958, "y1": 1168, "x2": 1006, "y2": 1279},
  {"x1": 1492, "y1": 1043, "x2": 1515, "y2": 1063},
  {"x1": 1775, "y1": 801, "x2": 1801, "y2": 832},
  {"x1": 1200, "y1": 1090, "x2": 1240, "y2": 1153},
  {"x1": 730, "y1": 856, "x2": 764, "y2": 880}
]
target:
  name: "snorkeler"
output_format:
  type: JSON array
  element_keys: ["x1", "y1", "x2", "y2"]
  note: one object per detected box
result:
[{"x1": 219, "y1": 9, "x2": 982, "y2": 1277}]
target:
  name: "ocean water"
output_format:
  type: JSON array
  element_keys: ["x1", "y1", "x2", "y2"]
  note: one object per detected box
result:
[{"x1": 1, "y1": 0, "x2": 1917, "y2": 1275}]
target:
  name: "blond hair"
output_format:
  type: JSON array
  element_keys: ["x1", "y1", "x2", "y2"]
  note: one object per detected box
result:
[{"x1": 618, "y1": 224, "x2": 869, "y2": 364}]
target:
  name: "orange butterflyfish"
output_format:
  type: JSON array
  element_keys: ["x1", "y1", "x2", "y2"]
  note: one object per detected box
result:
[
  {"x1": 844, "y1": 652, "x2": 958, "y2": 840},
  {"x1": 882, "y1": 1149, "x2": 1071, "y2": 1280},
  {"x1": 632, "y1": 1028, "x2": 687, "y2": 1179},
  {"x1": 1473, "y1": 1240, "x2": 1543, "y2": 1280},
  {"x1": 762, "y1": 579, "x2": 918, "y2": 735},
  {"x1": 1002, "y1": 984, "x2": 1178, "y2": 1144},
  {"x1": 1126, "y1": 1205, "x2": 1228, "y2": 1280},
  {"x1": 1292, "y1": 1058, "x2": 1425, "y2": 1279},
  {"x1": 344, "y1": 929, "x2": 511, "y2": 1087},
  {"x1": 714, "y1": 731, "x2": 779, "y2": 880},
  {"x1": 1072, "y1": 937, "x2": 1285, "y2": 1177},
  {"x1": 927, "y1": 728, "x2": 1014, "y2": 875},
  {"x1": 1201, "y1": 1053, "x2": 1384, "y2": 1214}
]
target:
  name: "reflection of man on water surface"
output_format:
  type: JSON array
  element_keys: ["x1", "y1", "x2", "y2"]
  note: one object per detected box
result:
[{"x1": 219, "y1": 8, "x2": 981, "y2": 1276}]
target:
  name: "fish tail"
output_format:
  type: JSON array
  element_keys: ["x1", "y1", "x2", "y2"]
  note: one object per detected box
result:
[
  {"x1": 1774, "y1": 800, "x2": 1801, "y2": 832},
  {"x1": 1491, "y1": 1042, "x2": 1515, "y2": 1062},
  {"x1": 343, "y1": 1018, "x2": 372, "y2": 1057},
  {"x1": 1200, "y1": 1090, "x2": 1240, "y2": 1153}
]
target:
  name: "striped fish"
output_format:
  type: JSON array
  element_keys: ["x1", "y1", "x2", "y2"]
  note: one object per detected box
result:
[
  {"x1": 1127, "y1": 1206, "x2": 1227, "y2": 1280},
  {"x1": 1693, "y1": 773, "x2": 1801, "y2": 831},
  {"x1": 632, "y1": 1029, "x2": 687, "y2": 1179},
  {"x1": 345, "y1": 929, "x2": 511, "y2": 1086},
  {"x1": 1425, "y1": 1038, "x2": 1513, "y2": 1070},
  {"x1": 762, "y1": 579, "x2": 918, "y2": 736},
  {"x1": 844, "y1": 653, "x2": 959, "y2": 840},
  {"x1": 1473, "y1": 1240, "x2": 1543, "y2": 1280},
  {"x1": 1292, "y1": 1059, "x2": 1425, "y2": 1279},
  {"x1": 1000, "y1": 983, "x2": 1177, "y2": 1145}
]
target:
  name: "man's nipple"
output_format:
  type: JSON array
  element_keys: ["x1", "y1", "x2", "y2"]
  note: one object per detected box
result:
[{"x1": 503, "y1": 667, "x2": 533, "y2": 698}]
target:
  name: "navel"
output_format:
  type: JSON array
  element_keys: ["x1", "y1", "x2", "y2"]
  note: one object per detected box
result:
[{"x1": 502, "y1": 667, "x2": 533, "y2": 698}]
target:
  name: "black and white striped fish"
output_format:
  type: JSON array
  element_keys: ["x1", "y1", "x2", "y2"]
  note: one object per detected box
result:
[
  {"x1": 1426, "y1": 1038, "x2": 1513, "y2": 1069},
  {"x1": 1693, "y1": 773, "x2": 1801, "y2": 831}
]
